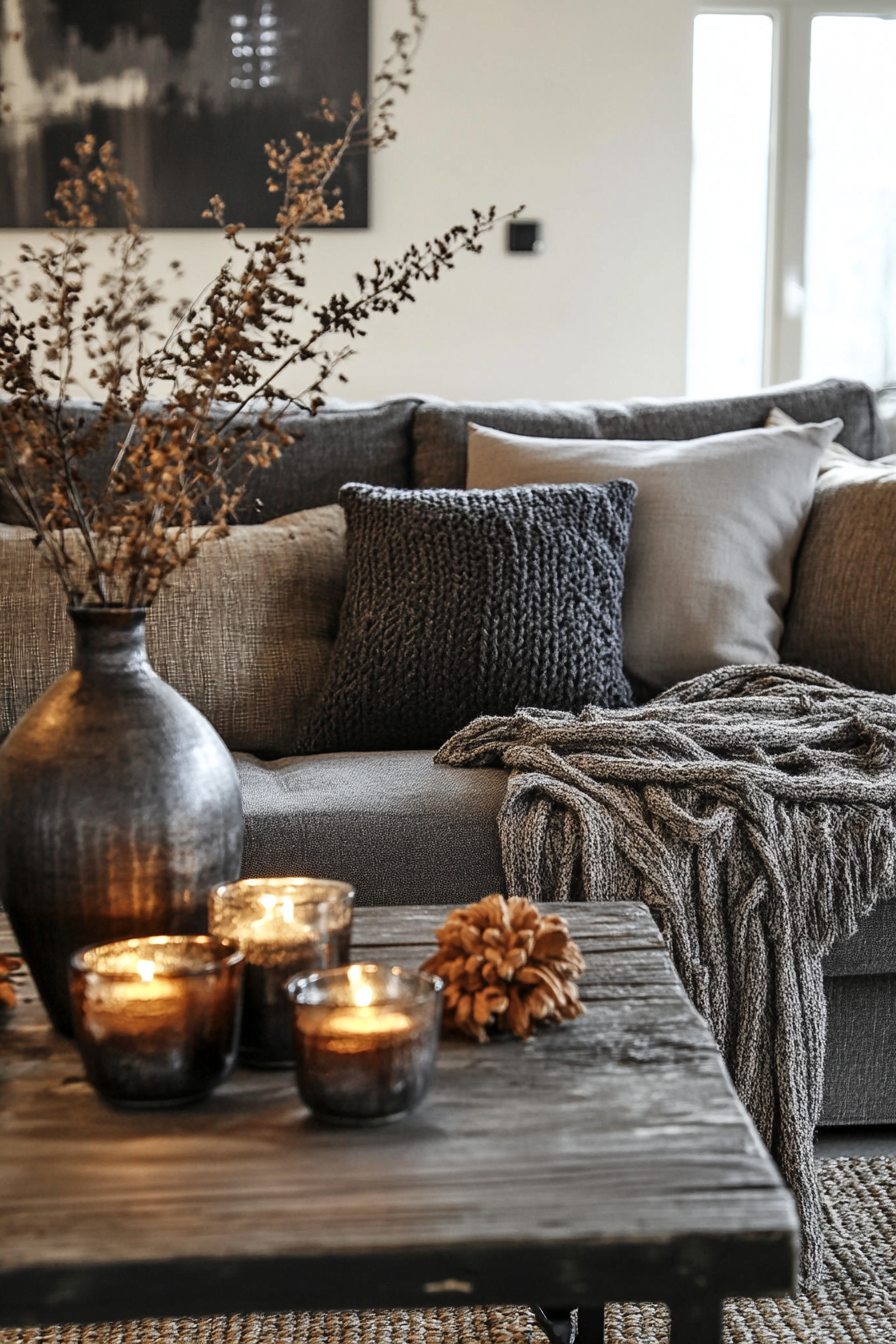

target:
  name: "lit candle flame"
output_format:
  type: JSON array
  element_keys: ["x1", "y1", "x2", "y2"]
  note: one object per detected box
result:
[
  {"x1": 347, "y1": 964, "x2": 373, "y2": 1007},
  {"x1": 251, "y1": 890, "x2": 297, "y2": 932},
  {"x1": 251, "y1": 891, "x2": 279, "y2": 931},
  {"x1": 136, "y1": 959, "x2": 156, "y2": 983}
]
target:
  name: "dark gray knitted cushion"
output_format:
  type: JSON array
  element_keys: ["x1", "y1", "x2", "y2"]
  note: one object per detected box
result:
[{"x1": 300, "y1": 480, "x2": 635, "y2": 753}]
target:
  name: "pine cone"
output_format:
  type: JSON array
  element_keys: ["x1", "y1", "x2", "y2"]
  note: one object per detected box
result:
[
  {"x1": 0, "y1": 954, "x2": 23, "y2": 1013},
  {"x1": 421, "y1": 894, "x2": 586, "y2": 1043}
]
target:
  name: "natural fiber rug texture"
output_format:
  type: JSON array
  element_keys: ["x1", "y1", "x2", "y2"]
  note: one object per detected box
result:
[{"x1": 2, "y1": 1159, "x2": 894, "y2": 1344}]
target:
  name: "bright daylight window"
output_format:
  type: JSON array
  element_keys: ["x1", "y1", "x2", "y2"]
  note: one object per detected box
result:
[
  {"x1": 803, "y1": 16, "x2": 896, "y2": 387},
  {"x1": 688, "y1": 8, "x2": 896, "y2": 396},
  {"x1": 686, "y1": 13, "x2": 773, "y2": 398}
]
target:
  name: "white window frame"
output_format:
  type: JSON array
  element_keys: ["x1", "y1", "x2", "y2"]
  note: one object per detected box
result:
[{"x1": 694, "y1": 2, "x2": 896, "y2": 387}]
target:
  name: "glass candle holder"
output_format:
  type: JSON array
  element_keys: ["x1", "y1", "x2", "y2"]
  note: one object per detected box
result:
[
  {"x1": 69, "y1": 936, "x2": 244, "y2": 1108},
  {"x1": 209, "y1": 877, "x2": 354, "y2": 1068},
  {"x1": 288, "y1": 963, "x2": 443, "y2": 1125}
]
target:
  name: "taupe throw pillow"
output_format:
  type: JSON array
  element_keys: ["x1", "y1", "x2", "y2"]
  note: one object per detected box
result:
[
  {"x1": 766, "y1": 403, "x2": 896, "y2": 473},
  {"x1": 301, "y1": 480, "x2": 636, "y2": 753},
  {"x1": 781, "y1": 456, "x2": 896, "y2": 693},
  {"x1": 0, "y1": 506, "x2": 346, "y2": 756},
  {"x1": 467, "y1": 418, "x2": 842, "y2": 692}
]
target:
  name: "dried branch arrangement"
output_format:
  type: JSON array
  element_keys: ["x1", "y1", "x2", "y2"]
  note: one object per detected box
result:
[
  {"x1": 421, "y1": 894, "x2": 586, "y2": 1043},
  {"x1": 0, "y1": 3, "x2": 514, "y2": 608}
]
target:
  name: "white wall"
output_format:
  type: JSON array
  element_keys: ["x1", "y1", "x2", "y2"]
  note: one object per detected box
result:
[{"x1": 0, "y1": 0, "x2": 696, "y2": 403}]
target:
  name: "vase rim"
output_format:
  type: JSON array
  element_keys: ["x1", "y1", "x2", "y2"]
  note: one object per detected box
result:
[
  {"x1": 68, "y1": 604, "x2": 148, "y2": 622},
  {"x1": 69, "y1": 602, "x2": 148, "y2": 611}
]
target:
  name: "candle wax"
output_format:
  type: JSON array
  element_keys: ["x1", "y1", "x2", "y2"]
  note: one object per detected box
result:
[
  {"x1": 293, "y1": 1005, "x2": 431, "y2": 1122},
  {"x1": 84, "y1": 972, "x2": 182, "y2": 1039},
  {"x1": 316, "y1": 1007, "x2": 414, "y2": 1049}
]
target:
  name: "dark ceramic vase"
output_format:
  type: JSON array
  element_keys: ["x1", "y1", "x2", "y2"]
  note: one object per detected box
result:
[{"x1": 0, "y1": 606, "x2": 243, "y2": 1036}]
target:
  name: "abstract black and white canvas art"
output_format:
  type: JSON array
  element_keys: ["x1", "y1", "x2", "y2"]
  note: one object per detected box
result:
[{"x1": 0, "y1": 0, "x2": 369, "y2": 228}]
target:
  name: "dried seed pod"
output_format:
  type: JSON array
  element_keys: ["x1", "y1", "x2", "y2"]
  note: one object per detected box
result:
[
  {"x1": 421, "y1": 894, "x2": 585, "y2": 1043},
  {"x1": 0, "y1": 954, "x2": 23, "y2": 1012}
]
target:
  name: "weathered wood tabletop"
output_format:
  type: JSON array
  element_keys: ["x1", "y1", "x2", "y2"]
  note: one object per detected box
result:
[{"x1": 0, "y1": 903, "x2": 798, "y2": 1343}]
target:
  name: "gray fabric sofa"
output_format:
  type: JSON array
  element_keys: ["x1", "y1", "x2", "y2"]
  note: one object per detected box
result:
[
  {"x1": 3, "y1": 376, "x2": 893, "y2": 1125},
  {"x1": 235, "y1": 376, "x2": 895, "y2": 1129}
]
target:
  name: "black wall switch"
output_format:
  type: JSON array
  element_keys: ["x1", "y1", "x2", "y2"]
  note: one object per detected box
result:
[{"x1": 508, "y1": 220, "x2": 542, "y2": 253}]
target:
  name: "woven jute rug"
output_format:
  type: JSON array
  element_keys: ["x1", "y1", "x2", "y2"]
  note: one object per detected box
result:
[{"x1": 3, "y1": 1158, "x2": 894, "y2": 1344}]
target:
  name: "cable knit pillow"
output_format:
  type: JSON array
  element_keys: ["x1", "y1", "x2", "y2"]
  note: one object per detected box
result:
[
  {"x1": 467, "y1": 417, "x2": 842, "y2": 692},
  {"x1": 301, "y1": 481, "x2": 636, "y2": 753}
]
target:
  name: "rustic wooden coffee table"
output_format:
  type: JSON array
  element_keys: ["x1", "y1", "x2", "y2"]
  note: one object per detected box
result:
[{"x1": 0, "y1": 902, "x2": 798, "y2": 1344}]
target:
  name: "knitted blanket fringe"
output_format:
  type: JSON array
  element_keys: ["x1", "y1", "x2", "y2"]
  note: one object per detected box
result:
[{"x1": 434, "y1": 664, "x2": 896, "y2": 1289}]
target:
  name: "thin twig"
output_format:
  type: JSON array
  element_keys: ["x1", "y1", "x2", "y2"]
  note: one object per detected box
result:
[{"x1": 0, "y1": 2, "x2": 517, "y2": 608}]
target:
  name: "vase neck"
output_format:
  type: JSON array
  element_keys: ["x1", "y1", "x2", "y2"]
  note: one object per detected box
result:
[{"x1": 69, "y1": 607, "x2": 150, "y2": 676}]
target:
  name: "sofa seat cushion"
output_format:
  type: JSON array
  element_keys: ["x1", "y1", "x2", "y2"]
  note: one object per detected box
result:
[
  {"x1": 236, "y1": 749, "x2": 896, "y2": 975},
  {"x1": 820, "y1": 972, "x2": 896, "y2": 1124},
  {"x1": 235, "y1": 750, "x2": 509, "y2": 906},
  {"x1": 821, "y1": 897, "x2": 896, "y2": 977}
]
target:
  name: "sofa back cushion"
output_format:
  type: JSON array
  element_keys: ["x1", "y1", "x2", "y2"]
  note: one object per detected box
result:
[
  {"x1": 413, "y1": 378, "x2": 885, "y2": 491},
  {"x1": 782, "y1": 456, "x2": 896, "y2": 692},
  {"x1": 587, "y1": 378, "x2": 883, "y2": 455},
  {"x1": 412, "y1": 398, "x2": 599, "y2": 490},
  {"x1": 0, "y1": 400, "x2": 125, "y2": 527},
  {"x1": 218, "y1": 397, "x2": 420, "y2": 522},
  {"x1": 0, "y1": 506, "x2": 346, "y2": 756},
  {"x1": 0, "y1": 397, "x2": 420, "y2": 527},
  {"x1": 467, "y1": 417, "x2": 841, "y2": 692}
]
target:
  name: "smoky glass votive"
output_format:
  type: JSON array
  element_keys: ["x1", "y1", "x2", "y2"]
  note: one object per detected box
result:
[
  {"x1": 209, "y1": 877, "x2": 354, "y2": 1068},
  {"x1": 288, "y1": 963, "x2": 443, "y2": 1125},
  {"x1": 69, "y1": 936, "x2": 244, "y2": 1108}
]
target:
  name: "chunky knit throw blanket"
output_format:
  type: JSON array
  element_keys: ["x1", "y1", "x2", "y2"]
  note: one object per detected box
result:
[{"x1": 434, "y1": 664, "x2": 896, "y2": 1288}]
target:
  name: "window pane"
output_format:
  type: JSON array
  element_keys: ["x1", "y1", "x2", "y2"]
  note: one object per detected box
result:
[
  {"x1": 687, "y1": 14, "x2": 773, "y2": 397},
  {"x1": 802, "y1": 17, "x2": 896, "y2": 388}
]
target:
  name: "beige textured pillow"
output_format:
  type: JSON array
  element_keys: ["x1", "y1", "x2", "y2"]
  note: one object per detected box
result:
[
  {"x1": 781, "y1": 456, "x2": 896, "y2": 693},
  {"x1": 0, "y1": 506, "x2": 346, "y2": 756},
  {"x1": 467, "y1": 418, "x2": 841, "y2": 691},
  {"x1": 767, "y1": 404, "x2": 896, "y2": 474}
]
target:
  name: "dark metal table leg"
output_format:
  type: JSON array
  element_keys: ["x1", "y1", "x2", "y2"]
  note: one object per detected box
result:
[
  {"x1": 533, "y1": 1306, "x2": 604, "y2": 1344},
  {"x1": 533, "y1": 1306, "x2": 575, "y2": 1344},
  {"x1": 668, "y1": 1294, "x2": 723, "y2": 1344},
  {"x1": 575, "y1": 1306, "x2": 605, "y2": 1343}
]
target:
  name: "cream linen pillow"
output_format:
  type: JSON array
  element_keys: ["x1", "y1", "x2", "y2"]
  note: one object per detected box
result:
[
  {"x1": 0, "y1": 505, "x2": 346, "y2": 756},
  {"x1": 467, "y1": 418, "x2": 841, "y2": 691}
]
